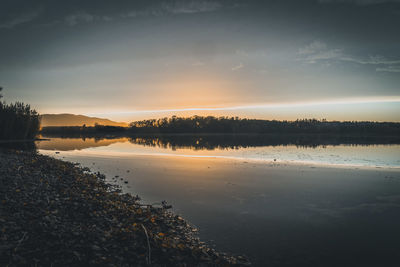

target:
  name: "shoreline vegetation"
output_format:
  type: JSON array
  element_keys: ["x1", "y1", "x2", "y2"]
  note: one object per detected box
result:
[
  {"x1": 41, "y1": 116, "x2": 400, "y2": 136},
  {"x1": 0, "y1": 88, "x2": 40, "y2": 140},
  {"x1": 0, "y1": 149, "x2": 250, "y2": 266}
]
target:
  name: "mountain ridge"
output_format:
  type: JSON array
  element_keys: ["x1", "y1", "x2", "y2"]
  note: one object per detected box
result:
[{"x1": 40, "y1": 114, "x2": 128, "y2": 127}]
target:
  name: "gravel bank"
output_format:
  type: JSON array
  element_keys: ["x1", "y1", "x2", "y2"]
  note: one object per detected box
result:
[{"x1": 0, "y1": 150, "x2": 249, "y2": 266}]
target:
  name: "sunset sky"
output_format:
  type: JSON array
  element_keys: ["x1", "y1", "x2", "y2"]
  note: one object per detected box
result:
[{"x1": 1, "y1": 0, "x2": 399, "y2": 122}]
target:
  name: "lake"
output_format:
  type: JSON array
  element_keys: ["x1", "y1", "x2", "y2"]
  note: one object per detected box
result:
[{"x1": 36, "y1": 136, "x2": 400, "y2": 266}]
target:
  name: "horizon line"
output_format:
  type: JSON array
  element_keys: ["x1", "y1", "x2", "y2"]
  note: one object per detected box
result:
[{"x1": 85, "y1": 96, "x2": 400, "y2": 116}]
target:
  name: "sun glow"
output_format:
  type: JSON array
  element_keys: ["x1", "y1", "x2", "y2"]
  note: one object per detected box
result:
[
  {"x1": 84, "y1": 96, "x2": 400, "y2": 122},
  {"x1": 91, "y1": 96, "x2": 400, "y2": 114}
]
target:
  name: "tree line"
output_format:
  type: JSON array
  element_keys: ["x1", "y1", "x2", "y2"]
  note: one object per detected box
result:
[
  {"x1": 41, "y1": 115, "x2": 400, "y2": 136},
  {"x1": 129, "y1": 116, "x2": 400, "y2": 135},
  {"x1": 0, "y1": 87, "x2": 40, "y2": 140}
]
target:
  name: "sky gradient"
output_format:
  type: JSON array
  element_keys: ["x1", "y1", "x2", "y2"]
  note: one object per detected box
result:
[{"x1": 1, "y1": 0, "x2": 399, "y2": 121}]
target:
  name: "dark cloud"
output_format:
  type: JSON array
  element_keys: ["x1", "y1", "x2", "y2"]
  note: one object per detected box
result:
[
  {"x1": 59, "y1": 1, "x2": 225, "y2": 27},
  {"x1": 318, "y1": 0, "x2": 400, "y2": 5},
  {"x1": 0, "y1": 7, "x2": 43, "y2": 28},
  {"x1": 297, "y1": 41, "x2": 400, "y2": 72},
  {"x1": 376, "y1": 66, "x2": 400, "y2": 72},
  {"x1": 0, "y1": 0, "x2": 399, "y2": 113},
  {"x1": 0, "y1": 0, "x2": 231, "y2": 28}
]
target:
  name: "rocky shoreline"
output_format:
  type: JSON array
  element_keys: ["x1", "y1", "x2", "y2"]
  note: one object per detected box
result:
[{"x1": 0, "y1": 150, "x2": 249, "y2": 266}]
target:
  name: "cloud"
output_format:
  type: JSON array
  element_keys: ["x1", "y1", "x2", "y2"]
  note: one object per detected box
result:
[
  {"x1": 298, "y1": 41, "x2": 328, "y2": 55},
  {"x1": 0, "y1": 8, "x2": 43, "y2": 29},
  {"x1": 160, "y1": 0, "x2": 222, "y2": 14},
  {"x1": 340, "y1": 55, "x2": 400, "y2": 65},
  {"x1": 64, "y1": 11, "x2": 114, "y2": 26},
  {"x1": 231, "y1": 63, "x2": 243, "y2": 71},
  {"x1": 376, "y1": 66, "x2": 400, "y2": 72},
  {"x1": 65, "y1": 1, "x2": 223, "y2": 26},
  {"x1": 121, "y1": 0, "x2": 222, "y2": 19},
  {"x1": 298, "y1": 41, "x2": 343, "y2": 63},
  {"x1": 65, "y1": 11, "x2": 95, "y2": 26},
  {"x1": 318, "y1": 0, "x2": 400, "y2": 5},
  {"x1": 298, "y1": 41, "x2": 400, "y2": 72}
]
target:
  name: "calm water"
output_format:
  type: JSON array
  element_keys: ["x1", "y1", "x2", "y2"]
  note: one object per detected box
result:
[{"x1": 37, "y1": 136, "x2": 400, "y2": 266}]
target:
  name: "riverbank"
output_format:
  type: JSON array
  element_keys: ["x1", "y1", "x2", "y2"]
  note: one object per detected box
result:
[{"x1": 0, "y1": 149, "x2": 249, "y2": 266}]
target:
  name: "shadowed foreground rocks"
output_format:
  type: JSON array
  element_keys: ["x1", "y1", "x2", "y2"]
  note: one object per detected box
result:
[{"x1": 0, "y1": 150, "x2": 249, "y2": 266}]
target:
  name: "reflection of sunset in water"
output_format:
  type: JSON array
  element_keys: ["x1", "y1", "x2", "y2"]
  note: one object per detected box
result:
[
  {"x1": 36, "y1": 137, "x2": 130, "y2": 151},
  {"x1": 37, "y1": 137, "x2": 400, "y2": 168}
]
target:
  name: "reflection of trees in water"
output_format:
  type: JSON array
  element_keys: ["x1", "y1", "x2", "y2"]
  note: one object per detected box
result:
[
  {"x1": 128, "y1": 134, "x2": 400, "y2": 150},
  {"x1": 37, "y1": 134, "x2": 400, "y2": 151}
]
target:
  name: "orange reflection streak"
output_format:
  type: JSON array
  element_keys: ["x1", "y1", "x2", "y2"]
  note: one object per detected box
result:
[{"x1": 36, "y1": 137, "x2": 130, "y2": 151}]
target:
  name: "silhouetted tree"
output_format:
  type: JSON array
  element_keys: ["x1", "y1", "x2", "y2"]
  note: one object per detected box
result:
[{"x1": 0, "y1": 87, "x2": 41, "y2": 140}]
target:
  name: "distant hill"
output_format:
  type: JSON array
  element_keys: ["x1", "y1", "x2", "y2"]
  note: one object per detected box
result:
[{"x1": 40, "y1": 114, "x2": 128, "y2": 127}]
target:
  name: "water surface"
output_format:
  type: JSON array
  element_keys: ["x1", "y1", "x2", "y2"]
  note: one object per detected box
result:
[
  {"x1": 37, "y1": 136, "x2": 400, "y2": 266},
  {"x1": 37, "y1": 136, "x2": 400, "y2": 168}
]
